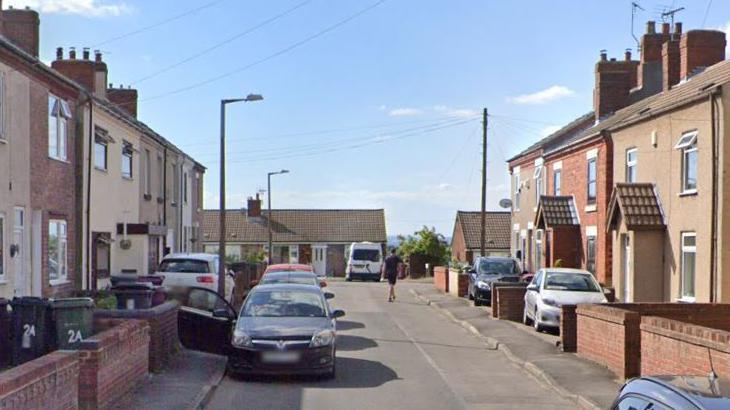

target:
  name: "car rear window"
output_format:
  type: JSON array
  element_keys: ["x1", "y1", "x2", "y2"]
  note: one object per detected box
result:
[
  {"x1": 159, "y1": 259, "x2": 210, "y2": 273},
  {"x1": 352, "y1": 249, "x2": 380, "y2": 262},
  {"x1": 260, "y1": 275, "x2": 317, "y2": 286},
  {"x1": 242, "y1": 290, "x2": 325, "y2": 317},
  {"x1": 478, "y1": 259, "x2": 518, "y2": 275}
]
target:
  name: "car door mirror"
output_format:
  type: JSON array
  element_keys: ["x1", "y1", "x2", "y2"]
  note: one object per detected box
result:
[
  {"x1": 213, "y1": 308, "x2": 235, "y2": 320},
  {"x1": 331, "y1": 309, "x2": 345, "y2": 319},
  {"x1": 526, "y1": 284, "x2": 539, "y2": 292},
  {"x1": 324, "y1": 292, "x2": 335, "y2": 300}
]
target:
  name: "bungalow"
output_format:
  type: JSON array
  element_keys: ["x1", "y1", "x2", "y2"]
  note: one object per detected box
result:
[{"x1": 450, "y1": 211, "x2": 511, "y2": 264}]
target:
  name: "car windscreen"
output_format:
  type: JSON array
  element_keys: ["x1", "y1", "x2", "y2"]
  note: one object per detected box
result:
[
  {"x1": 242, "y1": 290, "x2": 326, "y2": 317},
  {"x1": 352, "y1": 249, "x2": 380, "y2": 262},
  {"x1": 158, "y1": 259, "x2": 210, "y2": 273},
  {"x1": 260, "y1": 275, "x2": 317, "y2": 286},
  {"x1": 544, "y1": 273, "x2": 601, "y2": 292},
  {"x1": 478, "y1": 260, "x2": 518, "y2": 275}
]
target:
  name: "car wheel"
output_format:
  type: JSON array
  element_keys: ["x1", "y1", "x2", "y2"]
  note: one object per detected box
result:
[
  {"x1": 346, "y1": 277, "x2": 352, "y2": 282},
  {"x1": 523, "y1": 307, "x2": 533, "y2": 326},
  {"x1": 474, "y1": 298, "x2": 482, "y2": 307},
  {"x1": 534, "y1": 308, "x2": 543, "y2": 332}
]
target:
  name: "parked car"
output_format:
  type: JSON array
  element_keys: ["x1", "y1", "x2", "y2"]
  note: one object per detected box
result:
[
  {"x1": 466, "y1": 257, "x2": 521, "y2": 306},
  {"x1": 523, "y1": 268, "x2": 607, "y2": 332},
  {"x1": 264, "y1": 263, "x2": 314, "y2": 274},
  {"x1": 345, "y1": 242, "x2": 383, "y2": 282},
  {"x1": 157, "y1": 253, "x2": 235, "y2": 299},
  {"x1": 612, "y1": 375, "x2": 730, "y2": 409},
  {"x1": 258, "y1": 271, "x2": 333, "y2": 299}
]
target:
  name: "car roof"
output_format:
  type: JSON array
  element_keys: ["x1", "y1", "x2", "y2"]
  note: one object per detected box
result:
[
  {"x1": 263, "y1": 271, "x2": 317, "y2": 278},
  {"x1": 265, "y1": 264, "x2": 313, "y2": 272},
  {"x1": 541, "y1": 268, "x2": 592, "y2": 274},
  {"x1": 252, "y1": 283, "x2": 323, "y2": 293},
  {"x1": 476, "y1": 257, "x2": 516, "y2": 262},
  {"x1": 627, "y1": 376, "x2": 730, "y2": 409},
  {"x1": 162, "y1": 253, "x2": 217, "y2": 262}
]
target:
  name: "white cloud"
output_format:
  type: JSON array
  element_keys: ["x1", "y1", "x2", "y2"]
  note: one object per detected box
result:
[
  {"x1": 388, "y1": 107, "x2": 423, "y2": 117},
  {"x1": 433, "y1": 105, "x2": 479, "y2": 118},
  {"x1": 507, "y1": 85, "x2": 575, "y2": 105},
  {"x1": 541, "y1": 125, "x2": 562, "y2": 136},
  {"x1": 6, "y1": 0, "x2": 131, "y2": 17}
]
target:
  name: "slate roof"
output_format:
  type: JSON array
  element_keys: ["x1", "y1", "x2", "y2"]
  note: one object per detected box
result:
[
  {"x1": 507, "y1": 112, "x2": 595, "y2": 161},
  {"x1": 535, "y1": 196, "x2": 579, "y2": 228},
  {"x1": 454, "y1": 211, "x2": 511, "y2": 250},
  {"x1": 607, "y1": 183, "x2": 665, "y2": 230},
  {"x1": 201, "y1": 209, "x2": 387, "y2": 243}
]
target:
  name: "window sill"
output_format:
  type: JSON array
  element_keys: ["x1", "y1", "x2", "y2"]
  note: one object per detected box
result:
[
  {"x1": 0, "y1": 138, "x2": 7, "y2": 145},
  {"x1": 49, "y1": 279, "x2": 71, "y2": 287},
  {"x1": 48, "y1": 156, "x2": 70, "y2": 164},
  {"x1": 676, "y1": 296, "x2": 696, "y2": 303},
  {"x1": 0, "y1": 279, "x2": 7, "y2": 285},
  {"x1": 122, "y1": 176, "x2": 133, "y2": 181},
  {"x1": 585, "y1": 204, "x2": 597, "y2": 212},
  {"x1": 94, "y1": 166, "x2": 108, "y2": 173},
  {"x1": 679, "y1": 190, "x2": 697, "y2": 197}
]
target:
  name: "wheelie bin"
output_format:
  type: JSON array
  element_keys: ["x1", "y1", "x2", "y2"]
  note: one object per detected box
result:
[
  {"x1": 112, "y1": 283, "x2": 154, "y2": 310},
  {"x1": 10, "y1": 297, "x2": 53, "y2": 365},
  {"x1": 0, "y1": 298, "x2": 9, "y2": 368},
  {"x1": 50, "y1": 298, "x2": 94, "y2": 350}
]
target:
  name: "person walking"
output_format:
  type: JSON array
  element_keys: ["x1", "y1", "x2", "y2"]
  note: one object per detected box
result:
[{"x1": 382, "y1": 248, "x2": 403, "y2": 302}]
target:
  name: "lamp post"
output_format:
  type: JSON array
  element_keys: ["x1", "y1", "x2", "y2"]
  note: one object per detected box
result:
[
  {"x1": 218, "y1": 94, "x2": 263, "y2": 296},
  {"x1": 267, "y1": 169, "x2": 290, "y2": 264}
]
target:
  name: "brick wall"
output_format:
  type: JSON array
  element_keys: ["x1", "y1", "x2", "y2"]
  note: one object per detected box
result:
[
  {"x1": 93, "y1": 300, "x2": 180, "y2": 372},
  {"x1": 560, "y1": 305, "x2": 577, "y2": 352},
  {"x1": 641, "y1": 316, "x2": 730, "y2": 377},
  {"x1": 78, "y1": 319, "x2": 150, "y2": 410},
  {"x1": 0, "y1": 351, "x2": 79, "y2": 410},
  {"x1": 433, "y1": 266, "x2": 449, "y2": 292},
  {"x1": 448, "y1": 272, "x2": 468, "y2": 297},
  {"x1": 495, "y1": 286, "x2": 527, "y2": 322}
]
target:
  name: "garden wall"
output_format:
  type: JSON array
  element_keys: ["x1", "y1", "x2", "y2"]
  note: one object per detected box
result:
[{"x1": 0, "y1": 351, "x2": 79, "y2": 410}]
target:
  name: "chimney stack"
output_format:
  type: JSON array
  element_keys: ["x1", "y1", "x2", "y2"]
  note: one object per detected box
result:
[
  {"x1": 51, "y1": 46, "x2": 96, "y2": 93},
  {"x1": 94, "y1": 50, "x2": 108, "y2": 98},
  {"x1": 662, "y1": 36, "x2": 680, "y2": 91},
  {"x1": 247, "y1": 194, "x2": 262, "y2": 218},
  {"x1": 680, "y1": 29, "x2": 726, "y2": 80},
  {"x1": 637, "y1": 20, "x2": 671, "y2": 91},
  {"x1": 0, "y1": 6, "x2": 40, "y2": 57},
  {"x1": 593, "y1": 50, "x2": 638, "y2": 121},
  {"x1": 107, "y1": 85, "x2": 139, "y2": 118}
]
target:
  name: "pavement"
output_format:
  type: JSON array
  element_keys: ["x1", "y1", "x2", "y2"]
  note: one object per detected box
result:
[
  {"x1": 112, "y1": 349, "x2": 227, "y2": 410},
  {"x1": 205, "y1": 280, "x2": 578, "y2": 409},
  {"x1": 404, "y1": 282, "x2": 623, "y2": 409}
]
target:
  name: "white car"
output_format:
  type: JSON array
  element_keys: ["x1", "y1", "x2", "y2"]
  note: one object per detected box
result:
[
  {"x1": 157, "y1": 253, "x2": 234, "y2": 299},
  {"x1": 523, "y1": 268, "x2": 607, "y2": 332}
]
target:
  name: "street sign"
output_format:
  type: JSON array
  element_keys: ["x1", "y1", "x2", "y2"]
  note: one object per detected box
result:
[{"x1": 499, "y1": 198, "x2": 513, "y2": 209}]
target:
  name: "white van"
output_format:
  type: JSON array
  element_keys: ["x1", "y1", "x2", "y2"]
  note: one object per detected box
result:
[{"x1": 346, "y1": 242, "x2": 383, "y2": 282}]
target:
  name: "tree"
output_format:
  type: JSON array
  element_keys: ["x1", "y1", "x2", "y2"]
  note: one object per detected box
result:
[{"x1": 397, "y1": 226, "x2": 451, "y2": 266}]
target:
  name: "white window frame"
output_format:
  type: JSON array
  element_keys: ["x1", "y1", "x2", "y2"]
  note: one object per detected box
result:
[
  {"x1": 513, "y1": 172, "x2": 521, "y2": 212},
  {"x1": 183, "y1": 172, "x2": 188, "y2": 205},
  {"x1": 553, "y1": 169, "x2": 562, "y2": 195},
  {"x1": 0, "y1": 72, "x2": 6, "y2": 142},
  {"x1": 144, "y1": 149, "x2": 152, "y2": 196},
  {"x1": 48, "y1": 95, "x2": 71, "y2": 161},
  {"x1": 680, "y1": 142, "x2": 698, "y2": 194},
  {"x1": 157, "y1": 155, "x2": 164, "y2": 199},
  {"x1": 587, "y1": 157, "x2": 597, "y2": 205},
  {"x1": 680, "y1": 232, "x2": 696, "y2": 301},
  {"x1": 586, "y1": 234, "x2": 597, "y2": 275},
  {"x1": 626, "y1": 148, "x2": 637, "y2": 183},
  {"x1": 674, "y1": 131, "x2": 698, "y2": 150},
  {"x1": 0, "y1": 213, "x2": 4, "y2": 280},
  {"x1": 48, "y1": 219, "x2": 68, "y2": 285},
  {"x1": 94, "y1": 137, "x2": 108, "y2": 171},
  {"x1": 121, "y1": 141, "x2": 133, "y2": 180},
  {"x1": 534, "y1": 165, "x2": 543, "y2": 204}
]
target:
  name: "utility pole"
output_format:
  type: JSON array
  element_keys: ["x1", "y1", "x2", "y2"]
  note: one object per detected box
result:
[{"x1": 480, "y1": 108, "x2": 488, "y2": 257}]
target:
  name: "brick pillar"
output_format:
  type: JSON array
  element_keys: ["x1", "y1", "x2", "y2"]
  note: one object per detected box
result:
[{"x1": 560, "y1": 305, "x2": 577, "y2": 352}]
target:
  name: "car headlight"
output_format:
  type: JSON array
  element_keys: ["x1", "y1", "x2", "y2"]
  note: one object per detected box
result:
[
  {"x1": 232, "y1": 329, "x2": 252, "y2": 348},
  {"x1": 310, "y1": 329, "x2": 335, "y2": 347},
  {"x1": 476, "y1": 280, "x2": 491, "y2": 290},
  {"x1": 542, "y1": 298, "x2": 560, "y2": 307}
]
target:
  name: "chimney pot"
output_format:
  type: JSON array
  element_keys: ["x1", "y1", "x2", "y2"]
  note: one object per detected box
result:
[
  {"x1": 647, "y1": 21, "x2": 656, "y2": 34},
  {"x1": 610, "y1": 57, "x2": 617, "y2": 62},
  {"x1": 625, "y1": 48, "x2": 632, "y2": 61},
  {"x1": 662, "y1": 22, "x2": 670, "y2": 35},
  {"x1": 69, "y1": 47, "x2": 76, "y2": 59},
  {"x1": 56, "y1": 47, "x2": 63, "y2": 60},
  {"x1": 674, "y1": 22, "x2": 683, "y2": 35},
  {"x1": 94, "y1": 50, "x2": 102, "y2": 63},
  {"x1": 109, "y1": 83, "x2": 113, "y2": 88},
  {"x1": 600, "y1": 49, "x2": 608, "y2": 61},
  {"x1": 82, "y1": 47, "x2": 90, "y2": 60}
]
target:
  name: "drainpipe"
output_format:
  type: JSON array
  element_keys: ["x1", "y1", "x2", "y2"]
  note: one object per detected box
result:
[
  {"x1": 710, "y1": 88, "x2": 721, "y2": 302},
  {"x1": 163, "y1": 147, "x2": 168, "y2": 253},
  {"x1": 85, "y1": 95, "x2": 93, "y2": 291}
]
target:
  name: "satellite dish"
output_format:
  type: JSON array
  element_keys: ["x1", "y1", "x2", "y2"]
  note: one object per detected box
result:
[{"x1": 499, "y1": 198, "x2": 513, "y2": 209}]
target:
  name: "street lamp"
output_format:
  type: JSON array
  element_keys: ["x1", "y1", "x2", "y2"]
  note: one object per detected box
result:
[
  {"x1": 267, "y1": 169, "x2": 290, "y2": 264},
  {"x1": 218, "y1": 94, "x2": 263, "y2": 296}
]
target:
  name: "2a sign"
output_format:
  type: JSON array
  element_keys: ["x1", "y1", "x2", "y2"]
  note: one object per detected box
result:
[{"x1": 67, "y1": 329, "x2": 84, "y2": 344}]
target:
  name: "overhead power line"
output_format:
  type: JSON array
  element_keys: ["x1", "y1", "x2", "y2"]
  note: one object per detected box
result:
[
  {"x1": 94, "y1": 0, "x2": 228, "y2": 47},
  {"x1": 140, "y1": 0, "x2": 389, "y2": 103},
  {"x1": 132, "y1": 0, "x2": 313, "y2": 85}
]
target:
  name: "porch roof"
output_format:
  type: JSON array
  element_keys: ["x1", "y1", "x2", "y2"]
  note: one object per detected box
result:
[
  {"x1": 607, "y1": 183, "x2": 665, "y2": 230},
  {"x1": 535, "y1": 196, "x2": 579, "y2": 228}
]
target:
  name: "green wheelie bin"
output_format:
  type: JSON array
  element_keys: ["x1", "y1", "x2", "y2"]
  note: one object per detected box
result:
[
  {"x1": 50, "y1": 298, "x2": 95, "y2": 350},
  {"x1": 10, "y1": 297, "x2": 53, "y2": 365},
  {"x1": 0, "y1": 298, "x2": 9, "y2": 368}
]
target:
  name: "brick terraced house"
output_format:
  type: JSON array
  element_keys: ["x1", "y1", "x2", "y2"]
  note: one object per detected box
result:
[
  {"x1": 202, "y1": 197, "x2": 386, "y2": 277},
  {"x1": 450, "y1": 211, "x2": 511, "y2": 264}
]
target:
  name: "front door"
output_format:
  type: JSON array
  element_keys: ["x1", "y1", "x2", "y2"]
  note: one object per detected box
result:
[
  {"x1": 622, "y1": 234, "x2": 632, "y2": 302},
  {"x1": 13, "y1": 208, "x2": 25, "y2": 296},
  {"x1": 92, "y1": 232, "x2": 111, "y2": 290},
  {"x1": 312, "y1": 245, "x2": 327, "y2": 276}
]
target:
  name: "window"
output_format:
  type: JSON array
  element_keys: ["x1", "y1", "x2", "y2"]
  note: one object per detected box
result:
[
  {"x1": 48, "y1": 95, "x2": 71, "y2": 161},
  {"x1": 514, "y1": 173, "x2": 521, "y2": 211},
  {"x1": 48, "y1": 220, "x2": 67, "y2": 283},
  {"x1": 534, "y1": 166, "x2": 543, "y2": 203},
  {"x1": 626, "y1": 148, "x2": 637, "y2": 183},
  {"x1": 94, "y1": 138, "x2": 107, "y2": 170},
  {"x1": 675, "y1": 131, "x2": 698, "y2": 193},
  {"x1": 0, "y1": 214, "x2": 4, "y2": 278},
  {"x1": 122, "y1": 141, "x2": 133, "y2": 179},
  {"x1": 681, "y1": 232, "x2": 696, "y2": 300},
  {"x1": 157, "y1": 155, "x2": 164, "y2": 198},
  {"x1": 586, "y1": 236, "x2": 596, "y2": 275},
  {"x1": 535, "y1": 230, "x2": 543, "y2": 270},
  {"x1": 144, "y1": 149, "x2": 151, "y2": 196},
  {"x1": 173, "y1": 164, "x2": 180, "y2": 204},
  {"x1": 183, "y1": 172, "x2": 188, "y2": 204},
  {"x1": 553, "y1": 169, "x2": 562, "y2": 195},
  {"x1": 587, "y1": 158, "x2": 597, "y2": 204},
  {"x1": 0, "y1": 73, "x2": 6, "y2": 141}
]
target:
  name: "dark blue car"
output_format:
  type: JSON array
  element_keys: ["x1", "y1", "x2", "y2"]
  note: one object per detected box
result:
[{"x1": 466, "y1": 257, "x2": 521, "y2": 306}]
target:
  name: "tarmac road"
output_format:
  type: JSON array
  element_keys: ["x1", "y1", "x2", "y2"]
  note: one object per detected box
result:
[{"x1": 205, "y1": 280, "x2": 573, "y2": 410}]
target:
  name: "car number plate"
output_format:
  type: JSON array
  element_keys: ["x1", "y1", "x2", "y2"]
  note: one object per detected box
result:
[{"x1": 261, "y1": 351, "x2": 300, "y2": 363}]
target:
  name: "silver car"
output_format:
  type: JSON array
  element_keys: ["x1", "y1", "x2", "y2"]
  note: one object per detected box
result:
[{"x1": 523, "y1": 268, "x2": 607, "y2": 332}]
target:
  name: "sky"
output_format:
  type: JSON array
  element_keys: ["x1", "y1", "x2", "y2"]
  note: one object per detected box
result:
[{"x1": 15, "y1": 0, "x2": 730, "y2": 236}]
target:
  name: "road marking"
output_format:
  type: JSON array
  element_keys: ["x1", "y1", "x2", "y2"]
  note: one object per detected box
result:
[{"x1": 387, "y1": 295, "x2": 469, "y2": 410}]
